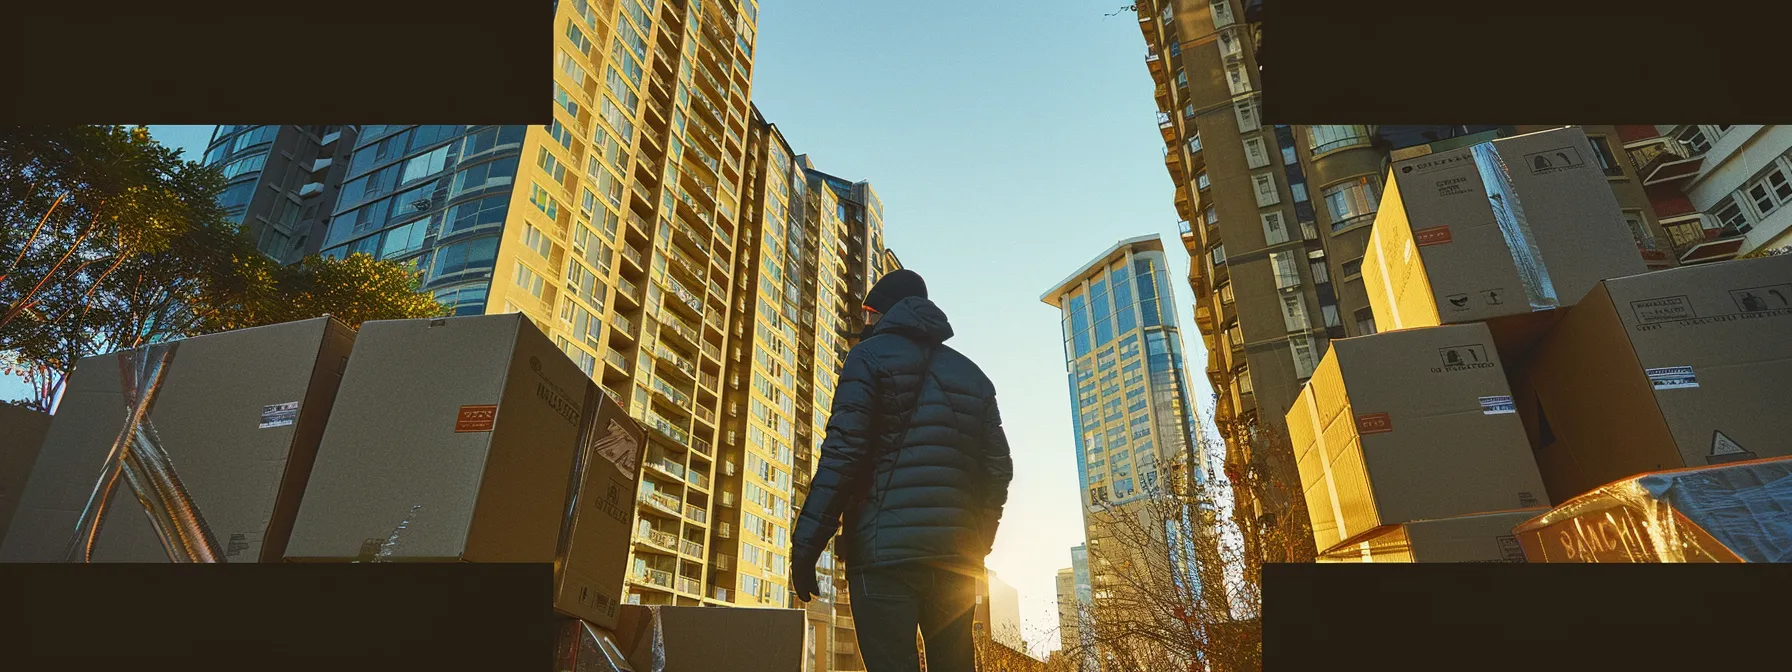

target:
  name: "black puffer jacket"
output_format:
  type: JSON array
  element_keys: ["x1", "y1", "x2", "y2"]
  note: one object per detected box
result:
[{"x1": 792, "y1": 296, "x2": 1014, "y2": 570}]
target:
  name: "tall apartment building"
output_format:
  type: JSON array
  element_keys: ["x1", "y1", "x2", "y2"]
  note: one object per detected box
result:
[
  {"x1": 307, "y1": 0, "x2": 763, "y2": 610},
  {"x1": 202, "y1": 125, "x2": 358, "y2": 263},
  {"x1": 1134, "y1": 0, "x2": 1672, "y2": 532},
  {"x1": 1615, "y1": 125, "x2": 1792, "y2": 262}
]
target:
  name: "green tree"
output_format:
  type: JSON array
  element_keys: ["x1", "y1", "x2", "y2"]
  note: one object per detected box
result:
[{"x1": 1, "y1": 126, "x2": 445, "y2": 411}]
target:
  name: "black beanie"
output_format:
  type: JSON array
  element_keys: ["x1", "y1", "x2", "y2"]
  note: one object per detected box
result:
[{"x1": 863, "y1": 269, "x2": 927, "y2": 314}]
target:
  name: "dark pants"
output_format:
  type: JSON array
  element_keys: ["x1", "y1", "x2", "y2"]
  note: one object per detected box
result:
[{"x1": 848, "y1": 562, "x2": 979, "y2": 672}]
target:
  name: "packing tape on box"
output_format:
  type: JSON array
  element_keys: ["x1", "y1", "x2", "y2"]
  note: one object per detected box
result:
[
  {"x1": 63, "y1": 342, "x2": 226, "y2": 563},
  {"x1": 646, "y1": 605, "x2": 667, "y2": 672},
  {"x1": 1471, "y1": 144, "x2": 1560, "y2": 312},
  {"x1": 1302, "y1": 392, "x2": 1351, "y2": 546}
]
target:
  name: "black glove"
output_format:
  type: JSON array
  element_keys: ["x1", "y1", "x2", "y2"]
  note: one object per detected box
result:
[{"x1": 791, "y1": 546, "x2": 822, "y2": 602}]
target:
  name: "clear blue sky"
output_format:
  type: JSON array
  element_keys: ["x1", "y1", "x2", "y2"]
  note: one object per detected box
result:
[{"x1": 9, "y1": 2, "x2": 1210, "y2": 655}]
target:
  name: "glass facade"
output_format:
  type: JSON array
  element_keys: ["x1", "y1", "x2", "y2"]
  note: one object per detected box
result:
[{"x1": 1054, "y1": 244, "x2": 1203, "y2": 511}]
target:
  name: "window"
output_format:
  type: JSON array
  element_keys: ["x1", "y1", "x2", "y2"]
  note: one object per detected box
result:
[
  {"x1": 429, "y1": 235, "x2": 499, "y2": 279},
  {"x1": 1712, "y1": 198, "x2": 1749, "y2": 232},
  {"x1": 1323, "y1": 177, "x2": 1380, "y2": 232},
  {"x1": 1175, "y1": 70, "x2": 1188, "y2": 88},
  {"x1": 557, "y1": 50, "x2": 589, "y2": 88},
  {"x1": 435, "y1": 284, "x2": 489, "y2": 317},
  {"x1": 1235, "y1": 97, "x2": 1260, "y2": 132},
  {"x1": 1280, "y1": 294, "x2": 1310, "y2": 333},
  {"x1": 1218, "y1": 282, "x2": 1235, "y2": 304},
  {"x1": 1269, "y1": 251, "x2": 1301, "y2": 290},
  {"x1": 565, "y1": 21, "x2": 593, "y2": 54},
  {"x1": 379, "y1": 219, "x2": 427, "y2": 259},
  {"x1": 1290, "y1": 335, "x2": 1318, "y2": 379},
  {"x1": 1187, "y1": 132, "x2": 1202, "y2": 154},
  {"x1": 1714, "y1": 125, "x2": 1734, "y2": 136},
  {"x1": 400, "y1": 145, "x2": 449, "y2": 185},
  {"x1": 554, "y1": 84, "x2": 580, "y2": 119},
  {"x1": 1354, "y1": 308, "x2": 1377, "y2": 335},
  {"x1": 452, "y1": 159, "x2": 517, "y2": 195},
  {"x1": 1341, "y1": 258, "x2": 1364, "y2": 279},
  {"x1": 445, "y1": 195, "x2": 510, "y2": 235},
  {"x1": 1225, "y1": 63, "x2": 1252, "y2": 95},
  {"x1": 1218, "y1": 29, "x2": 1243, "y2": 59},
  {"x1": 1676, "y1": 126, "x2": 1711, "y2": 155},
  {"x1": 1243, "y1": 135, "x2": 1269, "y2": 169},
  {"x1": 1310, "y1": 258, "x2": 1331, "y2": 284},
  {"x1": 1211, "y1": 0, "x2": 1235, "y2": 27},
  {"x1": 1169, "y1": 41, "x2": 1181, "y2": 57},
  {"x1": 1197, "y1": 172, "x2": 1211, "y2": 190},
  {"x1": 546, "y1": 120, "x2": 573, "y2": 149},
  {"x1": 1210, "y1": 243, "x2": 1227, "y2": 267},
  {"x1": 530, "y1": 182, "x2": 560, "y2": 221},
  {"x1": 1205, "y1": 206, "x2": 1219, "y2": 226},
  {"x1": 1281, "y1": 142, "x2": 1298, "y2": 166},
  {"x1": 1252, "y1": 173, "x2": 1280, "y2": 207},
  {"x1": 1321, "y1": 304, "x2": 1342, "y2": 328},
  {"x1": 537, "y1": 147, "x2": 568, "y2": 185},
  {"x1": 459, "y1": 126, "x2": 525, "y2": 159},
  {"x1": 219, "y1": 152, "x2": 268, "y2": 180},
  {"x1": 523, "y1": 224, "x2": 552, "y2": 258},
  {"x1": 1307, "y1": 125, "x2": 1371, "y2": 155},
  {"x1": 514, "y1": 263, "x2": 546, "y2": 298},
  {"x1": 1183, "y1": 103, "x2": 1197, "y2": 120},
  {"x1": 1745, "y1": 167, "x2": 1791, "y2": 217},
  {"x1": 1588, "y1": 135, "x2": 1624, "y2": 177},
  {"x1": 217, "y1": 181, "x2": 258, "y2": 210},
  {"x1": 1261, "y1": 211, "x2": 1290, "y2": 245}
]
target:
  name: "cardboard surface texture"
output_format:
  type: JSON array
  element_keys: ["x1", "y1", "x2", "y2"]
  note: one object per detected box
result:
[
  {"x1": 284, "y1": 314, "x2": 641, "y2": 630},
  {"x1": 1513, "y1": 457, "x2": 1792, "y2": 563},
  {"x1": 0, "y1": 317, "x2": 354, "y2": 564},
  {"x1": 557, "y1": 619, "x2": 636, "y2": 672},
  {"x1": 613, "y1": 605, "x2": 808, "y2": 672},
  {"x1": 0, "y1": 404, "x2": 53, "y2": 549},
  {"x1": 1317, "y1": 509, "x2": 1543, "y2": 563},
  {"x1": 1514, "y1": 254, "x2": 1792, "y2": 503},
  {"x1": 1364, "y1": 126, "x2": 1646, "y2": 359},
  {"x1": 1286, "y1": 323, "x2": 1548, "y2": 552}
]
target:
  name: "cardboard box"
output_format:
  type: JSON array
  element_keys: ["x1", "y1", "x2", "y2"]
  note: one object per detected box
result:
[
  {"x1": 1363, "y1": 126, "x2": 1647, "y2": 358},
  {"x1": 0, "y1": 317, "x2": 355, "y2": 563},
  {"x1": 0, "y1": 403, "x2": 53, "y2": 549},
  {"x1": 1286, "y1": 323, "x2": 1548, "y2": 552},
  {"x1": 284, "y1": 314, "x2": 643, "y2": 630},
  {"x1": 1317, "y1": 509, "x2": 1544, "y2": 563},
  {"x1": 557, "y1": 619, "x2": 636, "y2": 672},
  {"x1": 1513, "y1": 254, "x2": 1792, "y2": 503},
  {"x1": 1513, "y1": 456, "x2": 1792, "y2": 563},
  {"x1": 612, "y1": 605, "x2": 808, "y2": 672}
]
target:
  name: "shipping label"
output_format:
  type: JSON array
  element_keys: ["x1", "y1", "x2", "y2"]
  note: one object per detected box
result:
[
  {"x1": 259, "y1": 401, "x2": 300, "y2": 429},
  {"x1": 1413, "y1": 226, "x2": 1453, "y2": 247},
  {"x1": 1479, "y1": 395, "x2": 1516, "y2": 415},
  {"x1": 455, "y1": 405, "x2": 499, "y2": 432},
  {"x1": 1645, "y1": 366, "x2": 1699, "y2": 390},
  {"x1": 1355, "y1": 413, "x2": 1393, "y2": 435}
]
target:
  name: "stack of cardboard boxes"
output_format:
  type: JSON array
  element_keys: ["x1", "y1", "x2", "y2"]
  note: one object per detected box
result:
[
  {"x1": 1294, "y1": 126, "x2": 1792, "y2": 563},
  {"x1": 0, "y1": 313, "x2": 807, "y2": 668}
]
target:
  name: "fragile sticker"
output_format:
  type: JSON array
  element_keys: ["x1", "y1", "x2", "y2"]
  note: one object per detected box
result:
[
  {"x1": 259, "y1": 402, "x2": 300, "y2": 429},
  {"x1": 1645, "y1": 366, "x2": 1699, "y2": 390},
  {"x1": 1355, "y1": 412, "x2": 1393, "y2": 435},
  {"x1": 1413, "y1": 226, "x2": 1454, "y2": 247},
  {"x1": 1479, "y1": 396, "x2": 1516, "y2": 415},
  {"x1": 456, "y1": 404, "x2": 499, "y2": 432},
  {"x1": 1524, "y1": 146, "x2": 1586, "y2": 174}
]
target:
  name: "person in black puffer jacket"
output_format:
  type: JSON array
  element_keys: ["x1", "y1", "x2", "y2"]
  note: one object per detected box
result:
[{"x1": 790, "y1": 269, "x2": 1014, "y2": 672}]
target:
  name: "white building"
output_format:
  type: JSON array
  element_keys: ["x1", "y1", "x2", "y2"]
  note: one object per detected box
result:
[{"x1": 1642, "y1": 125, "x2": 1792, "y2": 259}]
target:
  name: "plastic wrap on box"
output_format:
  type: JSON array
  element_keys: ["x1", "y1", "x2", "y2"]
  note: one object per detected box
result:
[
  {"x1": 1471, "y1": 142, "x2": 1559, "y2": 313},
  {"x1": 1514, "y1": 457, "x2": 1792, "y2": 563},
  {"x1": 557, "y1": 618, "x2": 636, "y2": 672}
]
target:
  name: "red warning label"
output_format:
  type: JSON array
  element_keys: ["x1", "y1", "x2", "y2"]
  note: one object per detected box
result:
[
  {"x1": 1356, "y1": 412, "x2": 1394, "y2": 435},
  {"x1": 455, "y1": 405, "x2": 499, "y2": 433},
  {"x1": 1414, "y1": 226, "x2": 1454, "y2": 247}
]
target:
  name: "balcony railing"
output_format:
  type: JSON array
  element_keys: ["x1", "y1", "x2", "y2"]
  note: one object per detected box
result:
[
  {"x1": 685, "y1": 504, "x2": 707, "y2": 524},
  {"x1": 699, "y1": 371, "x2": 719, "y2": 391},
  {"x1": 693, "y1": 437, "x2": 712, "y2": 457},
  {"x1": 638, "y1": 527, "x2": 680, "y2": 552},
  {"x1": 621, "y1": 244, "x2": 645, "y2": 268},
  {"x1": 695, "y1": 404, "x2": 717, "y2": 426},
  {"x1": 651, "y1": 376, "x2": 693, "y2": 409},
  {"x1": 617, "y1": 277, "x2": 642, "y2": 303},
  {"x1": 648, "y1": 410, "x2": 693, "y2": 447},
  {"x1": 685, "y1": 467, "x2": 710, "y2": 490},
  {"x1": 635, "y1": 567, "x2": 674, "y2": 590},
  {"x1": 712, "y1": 586, "x2": 731, "y2": 602},
  {"x1": 648, "y1": 341, "x2": 698, "y2": 380},
  {"x1": 604, "y1": 350, "x2": 630, "y2": 373},
  {"x1": 641, "y1": 488, "x2": 682, "y2": 516},
  {"x1": 679, "y1": 539, "x2": 703, "y2": 558}
]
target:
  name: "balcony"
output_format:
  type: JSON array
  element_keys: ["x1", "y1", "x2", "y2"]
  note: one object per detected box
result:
[
  {"x1": 637, "y1": 526, "x2": 681, "y2": 553},
  {"x1": 1164, "y1": 149, "x2": 1185, "y2": 183},
  {"x1": 679, "y1": 538, "x2": 704, "y2": 558},
  {"x1": 1663, "y1": 217, "x2": 1749, "y2": 265},
  {"x1": 699, "y1": 371, "x2": 720, "y2": 392},
  {"x1": 641, "y1": 488, "x2": 682, "y2": 517},
  {"x1": 716, "y1": 522, "x2": 733, "y2": 539},
  {"x1": 621, "y1": 243, "x2": 646, "y2": 270},
  {"x1": 1638, "y1": 145, "x2": 1705, "y2": 186},
  {"x1": 616, "y1": 277, "x2": 643, "y2": 307},
  {"x1": 685, "y1": 504, "x2": 708, "y2": 524},
  {"x1": 628, "y1": 212, "x2": 651, "y2": 236},
  {"x1": 712, "y1": 586, "x2": 732, "y2": 602},
  {"x1": 1145, "y1": 48, "x2": 1165, "y2": 79},
  {"x1": 310, "y1": 157, "x2": 334, "y2": 174},
  {"x1": 650, "y1": 377, "x2": 693, "y2": 410},
  {"x1": 1157, "y1": 111, "x2": 1177, "y2": 143},
  {"x1": 633, "y1": 567, "x2": 675, "y2": 591},
  {"x1": 298, "y1": 182, "x2": 324, "y2": 198},
  {"x1": 603, "y1": 350, "x2": 630, "y2": 374},
  {"x1": 645, "y1": 454, "x2": 687, "y2": 481},
  {"x1": 684, "y1": 467, "x2": 710, "y2": 490}
]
